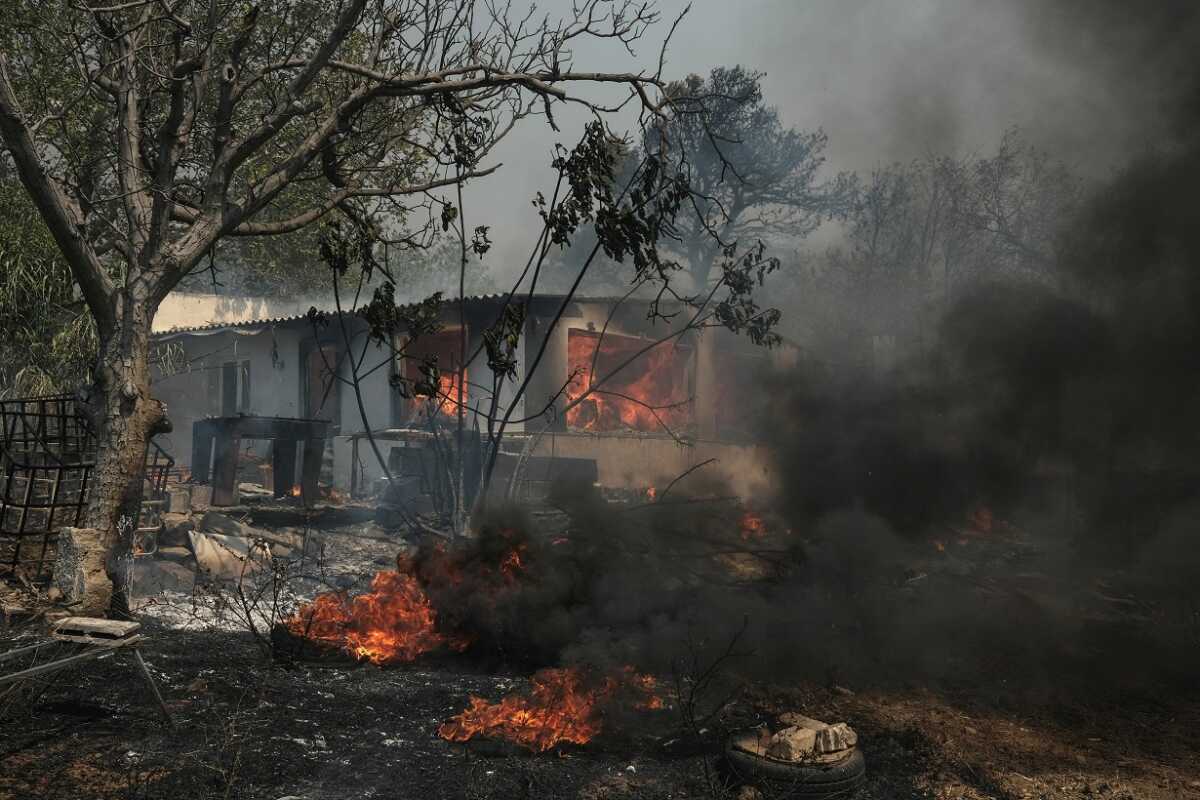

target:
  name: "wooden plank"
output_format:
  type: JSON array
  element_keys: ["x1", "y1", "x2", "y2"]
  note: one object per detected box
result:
[
  {"x1": 0, "y1": 641, "x2": 50, "y2": 664},
  {"x1": 0, "y1": 636, "x2": 142, "y2": 687},
  {"x1": 51, "y1": 617, "x2": 141, "y2": 639}
]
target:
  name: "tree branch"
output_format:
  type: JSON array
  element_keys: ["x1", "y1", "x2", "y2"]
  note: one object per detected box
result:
[{"x1": 0, "y1": 55, "x2": 115, "y2": 336}]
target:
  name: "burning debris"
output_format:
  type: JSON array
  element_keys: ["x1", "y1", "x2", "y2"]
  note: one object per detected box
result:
[
  {"x1": 281, "y1": 525, "x2": 535, "y2": 665},
  {"x1": 437, "y1": 666, "x2": 663, "y2": 752},
  {"x1": 285, "y1": 569, "x2": 458, "y2": 665}
]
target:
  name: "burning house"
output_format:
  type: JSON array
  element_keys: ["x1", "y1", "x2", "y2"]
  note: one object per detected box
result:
[{"x1": 151, "y1": 291, "x2": 796, "y2": 505}]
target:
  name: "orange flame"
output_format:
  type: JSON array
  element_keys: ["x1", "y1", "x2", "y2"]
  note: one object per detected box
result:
[
  {"x1": 285, "y1": 570, "x2": 460, "y2": 665},
  {"x1": 429, "y1": 372, "x2": 467, "y2": 416},
  {"x1": 739, "y1": 511, "x2": 766, "y2": 541},
  {"x1": 645, "y1": 486, "x2": 657, "y2": 501},
  {"x1": 499, "y1": 545, "x2": 526, "y2": 580},
  {"x1": 565, "y1": 330, "x2": 692, "y2": 433},
  {"x1": 438, "y1": 667, "x2": 662, "y2": 752},
  {"x1": 290, "y1": 484, "x2": 302, "y2": 498}
]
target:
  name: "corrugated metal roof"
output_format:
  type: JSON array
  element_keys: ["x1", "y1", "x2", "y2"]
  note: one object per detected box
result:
[{"x1": 153, "y1": 293, "x2": 642, "y2": 336}]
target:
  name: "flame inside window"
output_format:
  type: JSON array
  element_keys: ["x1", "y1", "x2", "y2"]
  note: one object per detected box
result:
[
  {"x1": 399, "y1": 328, "x2": 468, "y2": 421},
  {"x1": 565, "y1": 329, "x2": 692, "y2": 433}
]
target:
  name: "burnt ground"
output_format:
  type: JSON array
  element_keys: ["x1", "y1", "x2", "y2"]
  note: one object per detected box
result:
[{"x1": 2, "y1": 506, "x2": 1200, "y2": 800}]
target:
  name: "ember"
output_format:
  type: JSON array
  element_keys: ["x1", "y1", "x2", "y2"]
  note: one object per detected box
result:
[
  {"x1": 285, "y1": 570, "x2": 460, "y2": 665},
  {"x1": 499, "y1": 544, "x2": 526, "y2": 580},
  {"x1": 739, "y1": 511, "x2": 766, "y2": 540},
  {"x1": 969, "y1": 505, "x2": 994, "y2": 534},
  {"x1": 437, "y1": 666, "x2": 662, "y2": 752},
  {"x1": 565, "y1": 329, "x2": 692, "y2": 433}
]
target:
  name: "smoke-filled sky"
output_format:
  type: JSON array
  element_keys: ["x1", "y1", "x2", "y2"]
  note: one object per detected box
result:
[{"x1": 464, "y1": 0, "x2": 1198, "y2": 277}]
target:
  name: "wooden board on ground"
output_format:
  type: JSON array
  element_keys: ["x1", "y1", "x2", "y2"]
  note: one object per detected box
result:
[{"x1": 51, "y1": 616, "x2": 141, "y2": 642}]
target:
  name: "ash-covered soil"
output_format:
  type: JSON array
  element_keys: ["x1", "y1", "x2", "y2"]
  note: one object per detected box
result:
[{"x1": 3, "y1": 505, "x2": 1199, "y2": 800}]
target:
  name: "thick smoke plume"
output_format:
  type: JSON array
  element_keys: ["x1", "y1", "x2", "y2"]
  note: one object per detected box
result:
[{"x1": 401, "y1": 0, "x2": 1200, "y2": 703}]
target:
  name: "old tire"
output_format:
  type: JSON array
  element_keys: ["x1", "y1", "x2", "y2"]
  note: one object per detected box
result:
[{"x1": 724, "y1": 743, "x2": 866, "y2": 798}]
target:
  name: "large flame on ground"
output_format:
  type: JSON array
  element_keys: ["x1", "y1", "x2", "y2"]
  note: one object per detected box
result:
[
  {"x1": 438, "y1": 667, "x2": 662, "y2": 752},
  {"x1": 285, "y1": 570, "x2": 458, "y2": 665},
  {"x1": 285, "y1": 537, "x2": 531, "y2": 664},
  {"x1": 565, "y1": 329, "x2": 692, "y2": 433}
]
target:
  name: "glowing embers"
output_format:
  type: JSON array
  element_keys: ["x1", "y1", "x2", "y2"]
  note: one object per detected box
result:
[
  {"x1": 285, "y1": 569, "x2": 460, "y2": 665},
  {"x1": 438, "y1": 666, "x2": 663, "y2": 752},
  {"x1": 739, "y1": 511, "x2": 766, "y2": 541},
  {"x1": 565, "y1": 329, "x2": 693, "y2": 433}
]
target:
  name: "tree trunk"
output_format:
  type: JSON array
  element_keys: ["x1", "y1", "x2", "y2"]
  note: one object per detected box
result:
[{"x1": 82, "y1": 295, "x2": 165, "y2": 610}]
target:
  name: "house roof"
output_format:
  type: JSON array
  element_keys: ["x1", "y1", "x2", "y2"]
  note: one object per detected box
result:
[{"x1": 152, "y1": 293, "x2": 640, "y2": 336}]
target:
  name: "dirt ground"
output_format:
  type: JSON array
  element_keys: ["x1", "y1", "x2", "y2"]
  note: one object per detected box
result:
[{"x1": 2, "y1": 506, "x2": 1198, "y2": 800}]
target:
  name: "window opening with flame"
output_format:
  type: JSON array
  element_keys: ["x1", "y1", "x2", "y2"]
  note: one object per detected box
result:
[
  {"x1": 395, "y1": 328, "x2": 468, "y2": 425},
  {"x1": 565, "y1": 329, "x2": 693, "y2": 433}
]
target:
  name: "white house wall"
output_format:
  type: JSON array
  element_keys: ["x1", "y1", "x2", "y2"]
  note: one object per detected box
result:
[{"x1": 152, "y1": 325, "x2": 305, "y2": 471}]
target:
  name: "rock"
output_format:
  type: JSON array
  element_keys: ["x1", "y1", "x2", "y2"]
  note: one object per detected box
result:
[
  {"x1": 53, "y1": 527, "x2": 112, "y2": 617},
  {"x1": 766, "y1": 726, "x2": 817, "y2": 761},
  {"x1": 130, "y1": 560, "x2": 195, "y2": 595},
  {"x1": 777, "y1": 713, "x2": 829, "y2": 730},
  {"x1": 238, "y1": 482, "x2": 273, "y2": 498},
  {"x1": 199, "y1": 510, "x2": 248, "y2": 537},
  {"x1": 257, "y1": 527, "x2": 324, "y2": 559},
  {"x1": 159, "y1": 514, "x2": 195, "y2": 548},
  {"x1": 190, "y1": 530, "x2": 270, "y2": 582},
  {"x1": 156, "y1": 546, "x2": 194, "y2": 565},
  {"x1": 814, "y1": 723, "x2": 857, "y2": 754},
  {"x1": 189, "y1": 484, "x2": 213, "y2": 511},
  {"x1": 167, "y1": 486, "x2": 191, "y2": 514},
  {"x1": 735, "y1": 787, "x2": 764, "y2": 800}
]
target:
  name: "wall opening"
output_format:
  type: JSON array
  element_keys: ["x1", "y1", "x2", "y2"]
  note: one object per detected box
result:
[{"x1": 565, "y1": 329, "x2": 693, "y2": 434}]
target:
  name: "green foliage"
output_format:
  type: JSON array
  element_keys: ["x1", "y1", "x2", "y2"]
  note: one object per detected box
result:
[
  {"x1": 0, "y1": 178, "x2": 95, "y2": 396},
  {"x1": 482, "y1": 302, "x2": 526, "y2": 380}
]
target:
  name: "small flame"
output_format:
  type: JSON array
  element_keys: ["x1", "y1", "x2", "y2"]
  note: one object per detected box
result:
[
  {"x1": 499, "y1": 545, "x2": 526, "y2": 580},
  {"x1": 290, "y1": 484, "x2": 302, "y2": 498},
  {"x1": 933, "y1": 539, "x2": 946, "y2": 552},
  {"x1": 739, "y1": 511, "x2": 766, "y2": 541},
  {"x1": 645, "y1": 486, "x2": 657, "y2": 501},
  {"x1": 438, "y1": 667, "x2": 662, "y2": 752}
]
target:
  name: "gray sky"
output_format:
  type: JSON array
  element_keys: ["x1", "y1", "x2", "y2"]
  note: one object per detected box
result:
[{"x1": 461, "y1": 0, "x2": 1186, "y2": 279}]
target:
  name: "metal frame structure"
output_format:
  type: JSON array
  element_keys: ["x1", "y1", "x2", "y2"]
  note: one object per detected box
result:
[{"x1": 0, "y1": 395, "x2": 173, "y2": 581}]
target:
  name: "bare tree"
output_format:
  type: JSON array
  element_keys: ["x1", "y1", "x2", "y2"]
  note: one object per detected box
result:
[
  {"x1": 0, "y1": 0, "x2": 681, "y2": 602},
  {"x1": 650, "y1": 65, "x2": 854, "y2": 288}
]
